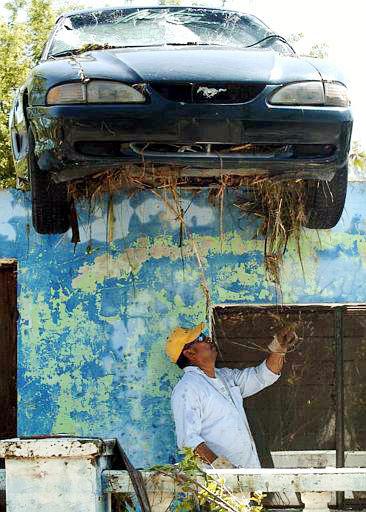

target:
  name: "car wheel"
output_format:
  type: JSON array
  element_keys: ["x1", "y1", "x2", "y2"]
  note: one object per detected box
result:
[
  {"x1": 28, "y1": 128, "x2": 71, "y2": 234},
  {"x1": 303, "y1": 164, "x2": 348, "y2": 229}
]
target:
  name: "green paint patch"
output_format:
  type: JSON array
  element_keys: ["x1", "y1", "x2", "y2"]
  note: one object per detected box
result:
[
  {"x1": 18, "y1": 289, "x2": 117, "y2": 435},
  {"x1": 72, "y1": 232, "x2": 263, "y2": 293}
]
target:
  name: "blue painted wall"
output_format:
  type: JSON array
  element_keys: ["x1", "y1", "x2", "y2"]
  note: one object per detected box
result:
[{"x1": 1, "y1": 183, "x2": 366, "y2": 468}]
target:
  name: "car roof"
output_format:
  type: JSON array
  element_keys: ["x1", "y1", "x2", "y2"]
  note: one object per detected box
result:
[{"x1": 58, "y1": 5, "x2": 249, "y2": 22}]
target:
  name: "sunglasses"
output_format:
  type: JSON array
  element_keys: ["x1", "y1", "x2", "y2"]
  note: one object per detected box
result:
[{"x1": 184, "y1": 333, "x2": 212, "y2": 350}]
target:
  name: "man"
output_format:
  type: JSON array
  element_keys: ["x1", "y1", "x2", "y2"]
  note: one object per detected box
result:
[{"x1": 166, "y1": 322, "x2": 296, "y2": 469}]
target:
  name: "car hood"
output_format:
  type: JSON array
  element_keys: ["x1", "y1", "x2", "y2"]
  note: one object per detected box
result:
[
  {"x1": 109, "y1": 46, "x2": 321, "y2": 83},
  {"x1": 30, "y1": 46, "x2": 322, "y2": 104}
]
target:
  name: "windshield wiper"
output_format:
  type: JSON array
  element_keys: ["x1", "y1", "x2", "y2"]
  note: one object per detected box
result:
[
  {"x1": 246, "y1": 34, "x2": 295, "y2": 53},
  {"x1": 50, "y1": 41, "x2": 230, "y2": 57},
  {"x1": 50, "y1": 44, "x2": 125, "y2": 58},
  {"x1": 50, "y1": 43, "x2": 165, "y2": 58},
  {"x1": 165, "y1": 42, "x2": 227, "y2": 46}
]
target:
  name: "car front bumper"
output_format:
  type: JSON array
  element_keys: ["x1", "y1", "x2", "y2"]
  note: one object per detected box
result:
[{"x1": 27, "y1": 84, "x2": 353, "y2": 183}]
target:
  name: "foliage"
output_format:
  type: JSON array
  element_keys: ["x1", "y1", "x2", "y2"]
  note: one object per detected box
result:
[
  {"x1": 350, "y1": 141, "x2": 366, "y2": 171},
  {"x1": 308, "y1": 42, "x2": 329, "y2": 58},
  {"x1": 0, "y1": 0, "x2": 78, "y2": 188},
  {"x1": 112, "y1": 492, "x2": 135, "y2": 512},
  {"x1": 149, "y1": 448, "x2": 264, "y2": 512},
  {"x1": 0, "y1": 1, "x2": 31, "y2": 187},
  {"x1": 159, "y1": 0, "x2": 182, "y2": 4},
  {"x1": 285, "y1": 32, "x2": 304, "y2": 45},
  {"x1": 28, "y1": 0, "x2": 55, "y2": 61},
  {"x1": 283, "y1": 31, "x2": 329, "y2": 58}
]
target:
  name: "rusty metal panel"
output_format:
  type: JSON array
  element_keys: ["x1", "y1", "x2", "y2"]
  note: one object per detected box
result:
[
  {"x1": 0, "y1": 260, "x2": 17, "y2": 439},
  {"x1": 343, "y1": 311, "x2": 366, "y2": 451},
  {"x1": 213, "y1": 305, "x2": 337, "y2": 452}
]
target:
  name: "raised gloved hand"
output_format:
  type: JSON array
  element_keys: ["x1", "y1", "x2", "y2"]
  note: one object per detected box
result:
[{"x1": 268, "y1": 324, "x2": 298, "y2": 355}]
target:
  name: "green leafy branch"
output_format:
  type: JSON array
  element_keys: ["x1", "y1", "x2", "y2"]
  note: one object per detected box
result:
[
  {"x1": 149, "y1": 448, "x2": 264, "y2": 512},
  {"x1": 350, "y1": 142, "x2": 366, "y2": 171}
]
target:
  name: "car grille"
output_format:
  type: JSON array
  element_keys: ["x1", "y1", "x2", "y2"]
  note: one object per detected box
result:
[
  {"x1": 129, "y1": 142, "x2": 290, "y2": 156},
  {"x1": 151, "y1": 82, "x2": 266, "y2": 104},
  {"x1": 74, "y1": 142, "x2": 336, "y2": 159}
]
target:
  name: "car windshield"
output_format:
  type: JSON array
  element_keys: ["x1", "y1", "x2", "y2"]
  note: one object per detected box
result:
[{"x1": 48, "y1": 7, "x2": 294, "y2": 57}]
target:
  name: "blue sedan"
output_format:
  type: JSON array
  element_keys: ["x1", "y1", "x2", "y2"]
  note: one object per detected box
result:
[{"x1": 9, "y1": 6, "x2": 352, "y2": 234}]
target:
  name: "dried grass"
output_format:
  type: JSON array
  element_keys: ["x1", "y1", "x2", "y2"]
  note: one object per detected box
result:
[
  {"x1": 67, "y1": 164, "x2": 308, "y2": 288},
  {"x1": 67, "y1": 164, "x2": 192, "y2": 200},
  {"x1": 233, "y1": 176, "x2": 307, "y2": 286}
]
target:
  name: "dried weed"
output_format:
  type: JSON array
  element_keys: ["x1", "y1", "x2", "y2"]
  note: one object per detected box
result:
[{"x1": 67, "y1": 164, "x2": 308, "y2": 289}]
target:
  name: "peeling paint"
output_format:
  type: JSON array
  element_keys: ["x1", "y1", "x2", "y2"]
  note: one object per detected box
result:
[{"x1": 1, "y1": 184, "x2": 366, "y2": 467}]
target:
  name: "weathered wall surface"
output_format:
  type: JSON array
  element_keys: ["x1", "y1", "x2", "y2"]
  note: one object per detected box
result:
[{"x1": 1, "y1": 184, "x2": 366, "y2": 468}]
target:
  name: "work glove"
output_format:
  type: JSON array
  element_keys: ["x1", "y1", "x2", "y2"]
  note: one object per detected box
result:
[{"x1": 268, "y1": 324, "x2": 298, "y2": 355}]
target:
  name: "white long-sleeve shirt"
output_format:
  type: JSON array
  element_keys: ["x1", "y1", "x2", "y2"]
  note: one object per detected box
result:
[{"x1": 171, "y1": 362, "x2": 279, "y2": 468}]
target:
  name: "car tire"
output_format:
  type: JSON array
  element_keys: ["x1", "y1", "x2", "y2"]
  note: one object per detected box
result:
[
  {"x1": 28, "y1": 128, "x2": 71, "y2": 234},
  {"x1": 303, "y1": 164, "x2": 348, "y2": 229}
]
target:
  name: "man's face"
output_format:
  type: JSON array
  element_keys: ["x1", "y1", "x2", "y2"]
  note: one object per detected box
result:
[{"x1": 182, "y1": 334, "x2": 218, "y2": 366}]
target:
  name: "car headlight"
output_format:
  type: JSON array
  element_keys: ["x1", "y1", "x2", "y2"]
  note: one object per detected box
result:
[
  {"x1": 324, "y1": 82, "x2": 349, "y2": 107},
  {"x1": 47, "y1": 83, "x2": 86, "y2": 104},
  {"x1": 47, "y1": 81, "x2": 146, "y2": 105},
  {"x1": 87, "y1": 81, "x2": 146, "y2": 103},
  {"x1": 269, "y1": 81, "x2": 349, "y2": 107}
]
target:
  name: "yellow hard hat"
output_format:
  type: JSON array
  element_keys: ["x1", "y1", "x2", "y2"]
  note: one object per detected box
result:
[{"x1": 165, "y1": 322, "x2": 205, "y2": 363}]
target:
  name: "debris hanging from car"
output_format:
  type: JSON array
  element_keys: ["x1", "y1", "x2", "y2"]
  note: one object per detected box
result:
[{"x1": 67, "y1": 163, "x2": 308, "y2": 288}]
